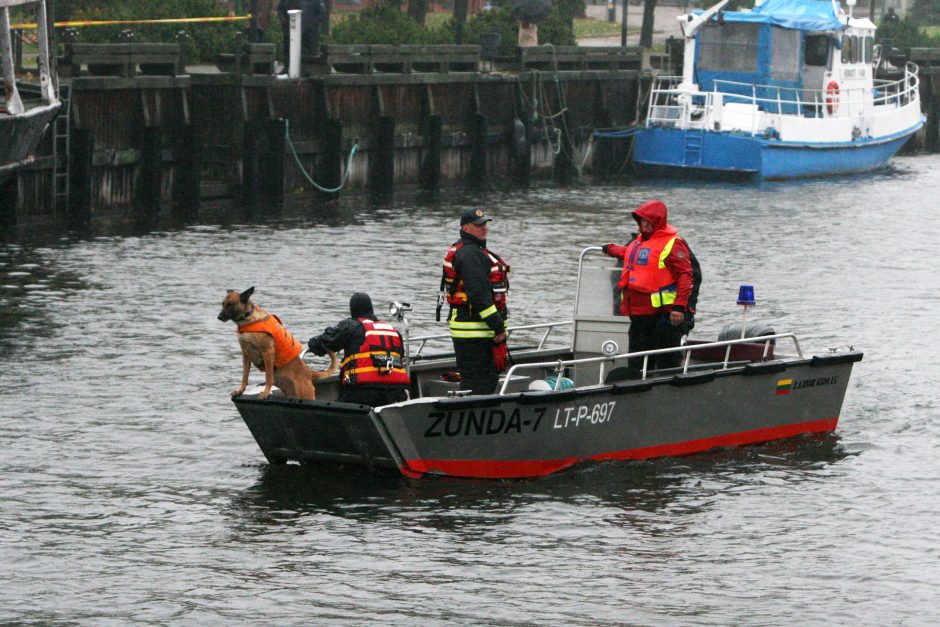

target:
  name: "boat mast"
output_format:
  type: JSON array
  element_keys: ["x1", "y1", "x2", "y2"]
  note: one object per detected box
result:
[{"x1": 676, "y1": 0, "x2": 731, "y2": 93}]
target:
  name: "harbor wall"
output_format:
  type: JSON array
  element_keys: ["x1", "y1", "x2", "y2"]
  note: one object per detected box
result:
[
  {"x1": 3, "y1": 44, "x2": 940, "y2": 229},
  {"x1": 2, "y1": 44, "x2": 646, "y2": 229}
]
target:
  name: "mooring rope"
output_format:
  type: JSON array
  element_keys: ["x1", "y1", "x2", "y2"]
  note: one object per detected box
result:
[{"x1": 284, "y1": 119, "x2": 358, "y2": 194}]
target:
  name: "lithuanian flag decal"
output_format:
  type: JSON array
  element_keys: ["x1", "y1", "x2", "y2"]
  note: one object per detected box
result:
[{"x1": 776, "y1": 379, "x2": 793, "y2": 395}]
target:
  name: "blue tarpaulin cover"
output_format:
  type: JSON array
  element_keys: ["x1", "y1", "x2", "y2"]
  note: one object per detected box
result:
[{"x1": 700, "y1": 0, "x2": 845, "y2": 32}]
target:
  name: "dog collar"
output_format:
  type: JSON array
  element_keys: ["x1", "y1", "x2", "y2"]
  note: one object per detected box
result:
[{"x1": 237, "y1": 306, "x2": 254, "y2": 322}]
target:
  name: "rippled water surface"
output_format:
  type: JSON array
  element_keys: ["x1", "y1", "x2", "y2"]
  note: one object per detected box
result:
[{"x1": 3, "y1": 156, "x2": 939, "y2": 624}]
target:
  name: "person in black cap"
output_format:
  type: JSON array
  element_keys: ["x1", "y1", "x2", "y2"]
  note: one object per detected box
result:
[
  {"x1": 307, "y1": 292, "x2": 410, "y2": 406},
  {"x1": 439, "y1": 208, "x2": 511, "y2": 395}
]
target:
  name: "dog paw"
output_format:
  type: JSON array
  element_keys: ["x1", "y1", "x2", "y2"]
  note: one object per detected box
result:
[{"x1": 231, "y1": 388, "x2": 245, "y2": 398}]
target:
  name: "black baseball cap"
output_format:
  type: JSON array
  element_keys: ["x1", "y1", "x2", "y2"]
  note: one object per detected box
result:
[{"x1": 460, "y1": 208, "x2": 492, "y2": 226}]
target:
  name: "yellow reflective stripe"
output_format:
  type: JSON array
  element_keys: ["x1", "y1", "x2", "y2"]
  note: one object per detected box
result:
[
  {"x1": 658, "y1": 237, "x2": 678, "y2": 269},
  {"x1": 344, "y1": 366, "x2": 407, "y2": 376},
  {"x1": 448, "y1": 320, "x2": 491, "y2": 329},
  {"x1": 450, "y1": 328, "x2": 496, "y2": 338},
  {"x1": 340, "y1": 350, "x2": 401, "y2": 368},
  {"x1": 478, "y1": 304, "x2": 497, "y2": 319},
  {"x1": 650, "y1": 287, "x2": 677, "y2": 308},
  {"x1": 448, "y1": 310, "x2": 495, "y2": 338}
]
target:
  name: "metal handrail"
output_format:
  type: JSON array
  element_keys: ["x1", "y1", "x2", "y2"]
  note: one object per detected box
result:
[
  {"x1": 497, "y1": 332, "x2": 804, "y2": 395},
  {"x1": 409, "y1": 320, "x2": 574, "y2": 356},
  {"x1": 646, "y1": 63, "x2": 920, "y2": 129}
]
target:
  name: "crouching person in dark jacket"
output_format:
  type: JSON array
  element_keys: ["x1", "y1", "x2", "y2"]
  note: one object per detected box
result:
[{"x1": 308, "y1": 292, "x2": 410, "y2": 407}]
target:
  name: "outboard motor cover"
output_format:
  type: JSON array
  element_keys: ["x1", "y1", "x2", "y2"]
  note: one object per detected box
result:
[
  {"x1": 512, "y1": 0, "x2": 552, "y2": 23},
  {"x1": 718, "y1": 322, "x2": 776, "y2": 344}
]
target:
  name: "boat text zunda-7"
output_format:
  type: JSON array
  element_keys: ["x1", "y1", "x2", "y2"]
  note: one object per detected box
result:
[{"x1": 232, "y1": 248, "x2": 862, "y2": 479}]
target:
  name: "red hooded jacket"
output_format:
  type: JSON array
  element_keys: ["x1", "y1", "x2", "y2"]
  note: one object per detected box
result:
[{"x1": 605, "y1": 200, "x2": 694, "y2": 317}]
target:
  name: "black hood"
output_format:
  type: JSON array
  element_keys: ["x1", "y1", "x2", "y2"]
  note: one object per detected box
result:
[{"x1": 349, "y1": 292, "x2": 375, "y2": 319}]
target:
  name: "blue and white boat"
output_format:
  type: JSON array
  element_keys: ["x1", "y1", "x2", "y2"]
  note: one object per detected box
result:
[{"x1": 631, "y1": 0, "x2": 924, "y2": 179}]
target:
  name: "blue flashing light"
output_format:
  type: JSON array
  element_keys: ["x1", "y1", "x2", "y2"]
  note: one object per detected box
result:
[{"x1": 737, "y1": 284, "x2": 756, "y2": 306}]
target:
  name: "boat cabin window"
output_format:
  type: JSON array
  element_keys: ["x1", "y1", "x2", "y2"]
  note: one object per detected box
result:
[
  {"x1": 864, "y1": 36, "x2": 873, "y2": 63},
  {"x1": 698, "y1": 22, "x2": 759, "y2": 73},
  {"x1": 804, "y1": 35, "x2": 830, "y2": 67},
  {"x1": 770, "y1": 26, "x2": 801, "y2": 81},
  {"x1": 841, "y1": 35, "x2": 859, "y2": 64}
]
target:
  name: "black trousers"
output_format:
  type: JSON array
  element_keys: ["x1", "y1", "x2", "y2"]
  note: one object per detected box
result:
[
  {"x1": 628, "y1": 314, "x2": 684, "y2": 371},
  {"x1": 339, "y1": 386, "x2": 407, "y2": 407},
  {"x1": 453, "y1": 338, "x2": 498, "y2": 395}
]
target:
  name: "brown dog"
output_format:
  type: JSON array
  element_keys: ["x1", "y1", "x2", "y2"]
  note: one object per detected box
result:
[{"x1": 218, "y1": 287, "x2": 337, "y2": 400}]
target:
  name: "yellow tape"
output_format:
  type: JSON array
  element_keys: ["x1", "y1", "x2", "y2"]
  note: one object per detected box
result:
[{"x1": 12, "y1": 15, "x2": 251, "y2": 29}]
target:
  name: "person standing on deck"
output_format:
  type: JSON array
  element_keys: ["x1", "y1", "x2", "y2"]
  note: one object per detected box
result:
[
  {"x1": 441, "y1": 209, "x2": 511, "y2": 395},
  {"x1": 603, "y1": 200, "x2": 694, "y2": 372}
]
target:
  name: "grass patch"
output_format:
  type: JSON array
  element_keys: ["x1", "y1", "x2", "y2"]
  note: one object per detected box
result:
[{"x1": 574, "y1": 17, "x2": 629, "y2": 38}]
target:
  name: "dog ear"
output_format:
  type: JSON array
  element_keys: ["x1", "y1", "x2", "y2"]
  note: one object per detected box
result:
[{"x1": 240, "y1": 286, "x2": 255, "y2": 303}]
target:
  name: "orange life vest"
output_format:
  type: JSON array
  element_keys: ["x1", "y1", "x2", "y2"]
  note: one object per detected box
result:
[
  {"x1": 441, "y1": 241, "x2": 510, "y2": 312},
  {"x1": 339, "y1": 319, "x2": 410, "y2": 387},
  {"x1": 619, "y1": 227, "x2": 681, "y2": 308},
  {"x1": 238, "y1": 314, "x2": 303, "y2": 368}
]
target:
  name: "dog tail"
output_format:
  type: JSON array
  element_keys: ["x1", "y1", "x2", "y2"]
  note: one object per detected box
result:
[{"x1": 311, "y1": 349, "x2": 339, "y2": 381}]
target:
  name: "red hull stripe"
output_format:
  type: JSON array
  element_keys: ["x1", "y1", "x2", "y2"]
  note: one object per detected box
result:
[{"x1": 400, "y1": 417, "x2": 839, "y2": 479}]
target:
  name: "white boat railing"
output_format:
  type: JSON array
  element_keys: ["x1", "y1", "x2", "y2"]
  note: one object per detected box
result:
[
  {"x1": 0, "y1": 0, "x2": 58, "y2": 115},
  {"x1": 497, "y1": 332, "x2": 804, "y2": 395},
  {"x1": 409, "y1": 320, "x2": 574, "y2": 357},
  {"x1": 646, "y1": 63, "x2": 919, "y2": 132}
]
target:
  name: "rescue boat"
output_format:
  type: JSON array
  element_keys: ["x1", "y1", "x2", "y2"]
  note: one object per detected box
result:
[
  {"x1": 231, "y1": 247, "x2": 862, "y2": 479},
  {"x1": 627, "y1": 0, "x2": 924, "y2": 179}
]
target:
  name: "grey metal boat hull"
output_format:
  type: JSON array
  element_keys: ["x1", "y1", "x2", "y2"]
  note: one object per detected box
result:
[
  {"x1": 233, "y1": 351, "x2": 861, "y2": 479},
  {"x1": 0, "y1": 103, "x2": 60, "y2": 185}
]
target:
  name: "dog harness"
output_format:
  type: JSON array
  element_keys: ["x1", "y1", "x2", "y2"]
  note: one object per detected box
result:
[{"x1": 238, "y1": 314, "x2": 303, "y2": 368}]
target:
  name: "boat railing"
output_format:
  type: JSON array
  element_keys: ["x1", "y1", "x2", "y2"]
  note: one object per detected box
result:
[
  {"x1": 408, "y1": 320, "x2": 574, "y2": 357},
  {"x1": 0, "y1": 0, "x2": 57, "y2": 114},
  {"x1": 497, "y1": 332, "x2": 804, "y2": 395},
  {"x1": 646, "y1": 64, "x2": 919, "y2": 130}
]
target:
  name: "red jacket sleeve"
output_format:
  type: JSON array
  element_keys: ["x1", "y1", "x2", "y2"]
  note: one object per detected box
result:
[
  {"x1": 664, "y1": 238, "x2": 694, "y2": 312},
  {"x1": 605, "y1": 243, "x2": 629, "y2": 260}
]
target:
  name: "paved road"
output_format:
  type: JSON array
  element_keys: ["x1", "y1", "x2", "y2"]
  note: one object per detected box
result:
[{"x1": 579, "y1": 1, "x2": 688, "y2": 46}]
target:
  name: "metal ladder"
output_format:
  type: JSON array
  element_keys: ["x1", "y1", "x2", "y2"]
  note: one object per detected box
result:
[
  {"x1": 53, "y1": 82, "x2": 71, "y2": 212},
  {"x1": 683, "y1": 130, "x2": 703, "y2": 166}
]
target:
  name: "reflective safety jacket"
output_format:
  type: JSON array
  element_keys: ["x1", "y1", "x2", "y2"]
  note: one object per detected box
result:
[
  {"x1": 442, "y1": 235, "x2": 509, "y2": 339},
  {"x1": 339, "y1": 319, "x2": 410, "y2": 387},
  {"x1": 608, "y1": 228, "x2": 693, "y2": 317},
  {"x1": 238, "y1": 314, "x2": 303, "y2": 368}
]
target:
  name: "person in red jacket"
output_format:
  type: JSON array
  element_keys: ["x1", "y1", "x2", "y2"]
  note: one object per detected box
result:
[{"x1": 603, "y1": 200, "x2": 694, "y2": 371}]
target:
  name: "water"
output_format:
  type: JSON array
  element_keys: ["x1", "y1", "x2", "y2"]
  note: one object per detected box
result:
[{"x1": 2, "y1": 156, "x2": 939, "y2": 624}]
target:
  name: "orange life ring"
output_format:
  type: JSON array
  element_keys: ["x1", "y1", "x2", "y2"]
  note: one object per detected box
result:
[{"x1": 825, "y1": 80, "x2": 840, "y2": 114}]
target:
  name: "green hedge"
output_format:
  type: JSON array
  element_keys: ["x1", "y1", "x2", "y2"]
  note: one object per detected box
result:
[
  {"x1": 877, "y1": 16, "x2": 940, "y2": 51},
  {"x1": 53, "y1": 0, "x2": 583, "y2": 61},
  {"x1": 55, "y1": 0, "x2": 243, "y2": 62},
  {"x1": 329, "y1": 0, "x2": 576, "y2": 54}
]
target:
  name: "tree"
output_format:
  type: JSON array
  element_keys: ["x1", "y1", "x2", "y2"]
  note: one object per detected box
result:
[
  {"x1": 407, "y1": 0, "x2": 430, "y2": 26},
  {"x1": 908, "y1": 0, "x2": 940, "y2": 25}
]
